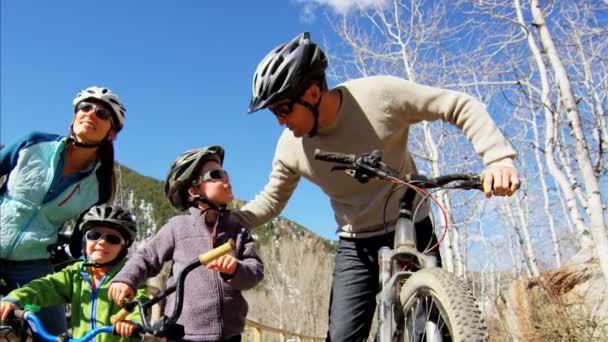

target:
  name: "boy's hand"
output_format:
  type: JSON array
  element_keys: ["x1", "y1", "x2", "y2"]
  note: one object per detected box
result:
[
  {"x1": 482, "y1": 166, "x2": 520, "y2": 198},
  {"x1": 108, "y1": 282, "x2": 135, "y2": 307},
  {"x1": 0, "y1": 301, "x2": 17, "y2": 321},
  {"x1": 207, "y1": 254, "x2": 237, "y2": 275},
  {"x1": 114, "y1": 320, "x2": 138, "y2": 337}
]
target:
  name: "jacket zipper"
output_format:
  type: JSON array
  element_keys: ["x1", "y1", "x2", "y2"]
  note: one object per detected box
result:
[{"x1": 58, "y1": 184, "x2": 81, "y2": 207}]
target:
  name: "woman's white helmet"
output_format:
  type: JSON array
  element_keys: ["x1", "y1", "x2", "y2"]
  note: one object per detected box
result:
[{"x1": 73, "y1": 86, "x2": 126, "y2": 131}]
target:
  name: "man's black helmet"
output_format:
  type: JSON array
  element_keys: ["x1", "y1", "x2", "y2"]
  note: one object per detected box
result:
[
  {"x1": 165, "y1": 146, "x2": 224, "y2": 211},
  {"x1": 248, "y1": 32, "x2": 328, "y2": 113},
  {"x1": 79, "y1": 204, "x2": 137, "y2": 247}
]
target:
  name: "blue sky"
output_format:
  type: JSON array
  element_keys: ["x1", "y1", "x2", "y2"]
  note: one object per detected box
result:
[{"x1": 1, "y1": 0, "x2": 361, "y2": 240}]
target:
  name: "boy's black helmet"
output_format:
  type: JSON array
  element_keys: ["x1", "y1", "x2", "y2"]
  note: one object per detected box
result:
[
  {"x1": 165, "y1": 145, "x2": 225, "y2": 211},
  {"x1": 248, "y1": 32, "x2": 327, "y2": 113},
  {"x1": 80, "y1": 204, "x2": 137, "y2": 247}
]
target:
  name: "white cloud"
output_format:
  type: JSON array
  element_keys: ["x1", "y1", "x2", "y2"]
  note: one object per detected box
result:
[{"x1": 295, "y1": 0, "x2": 388, "y2": 22}]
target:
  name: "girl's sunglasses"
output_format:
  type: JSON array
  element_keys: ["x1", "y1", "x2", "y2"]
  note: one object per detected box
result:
[
  {"x1": 199, "y1": 169, "x2": 229, "y2": 182},
  {"x1": 76, "y1": 102, "x2": 113, "y2": 121},
  {"x1": 85, "y1": 230, "x2": 125, "y2": 245}
]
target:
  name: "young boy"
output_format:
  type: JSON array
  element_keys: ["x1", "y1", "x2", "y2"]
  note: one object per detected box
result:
[
  {"x1": 109, "y1": 145, "x2": 264, "y2": 342},
  {"x1": 0, "y1": 204, "x2": 148, "y2": 341}
]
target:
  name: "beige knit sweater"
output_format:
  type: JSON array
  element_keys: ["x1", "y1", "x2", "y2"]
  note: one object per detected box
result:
[{"x1": 235, "y1": 75, "x2": 516, "y2": 238}]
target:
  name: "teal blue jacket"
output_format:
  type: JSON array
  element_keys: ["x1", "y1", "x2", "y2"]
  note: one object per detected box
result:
[
  {"x1": 0, "y1": 132, "x2": 109, "y2": 260},
  {"x1": 2, "y1": 259, "x2": 148, "y2": 342}
]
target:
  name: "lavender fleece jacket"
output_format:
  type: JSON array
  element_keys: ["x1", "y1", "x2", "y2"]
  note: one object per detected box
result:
[{"x1": 111, "y1": 207, "x2": 264, "y2": 341}]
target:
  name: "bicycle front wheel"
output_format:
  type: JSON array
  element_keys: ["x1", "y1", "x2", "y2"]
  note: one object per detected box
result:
[{"x1": 398, "y1": 268, "x2": 487, "y2": 342}]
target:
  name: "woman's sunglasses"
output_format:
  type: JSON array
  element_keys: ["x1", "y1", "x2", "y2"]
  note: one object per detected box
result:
[
  {"x1": 85, "y1": 230, "x2": 125, "y2": 245},
  {"x1": 76, "y1": 102, "x2": 113, "y2": 121},
  {"x1": 199, "y1": 169, "x2": 229, "y2": 182}
]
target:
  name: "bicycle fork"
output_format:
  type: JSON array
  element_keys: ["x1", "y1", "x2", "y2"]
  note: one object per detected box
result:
[{"x1": 376, "y1": 200, "x2": 439, "y2": 341}]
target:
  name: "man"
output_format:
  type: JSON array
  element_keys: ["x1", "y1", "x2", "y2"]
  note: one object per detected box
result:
[{"x1": 234, "y1": 32, "x2": 519, "y2": 341}]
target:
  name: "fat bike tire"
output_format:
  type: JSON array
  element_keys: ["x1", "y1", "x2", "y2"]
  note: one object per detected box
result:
[{"x1": 398, "y1": 267, "x2": 487, "y2": 342}]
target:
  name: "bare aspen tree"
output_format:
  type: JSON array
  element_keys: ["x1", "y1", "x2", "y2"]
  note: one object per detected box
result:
[{"x1": 528, "y1": 0, "x2": 608, "y2": 281}]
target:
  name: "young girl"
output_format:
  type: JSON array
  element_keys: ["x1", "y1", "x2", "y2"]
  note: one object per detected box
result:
[
  {"x1": 0, "y1": 204, "x2": 148, "y2": 341},
  {"x1": 109, "y1": 145, "x2": 264, "y2": 342},
  {"x1": 0, "y1": 86, "x2": 127, "y2": 334}
]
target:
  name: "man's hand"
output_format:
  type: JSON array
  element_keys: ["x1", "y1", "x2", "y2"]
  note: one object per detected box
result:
[
  {"x1": 0, "y1": 301, "x2": 17, "y2": 321},
  {"x1": 108, "y1": 282, "x2": 135, "y2": 307},
  {"x1": 207, "y1": 255, "x2": 238, "y2": 275},
  {"x1": 482, "y1": 166, "x2": 520, "y2": 198},
  {"x1": 114, "y1": 320, "x2": 138, "y2": 337}
]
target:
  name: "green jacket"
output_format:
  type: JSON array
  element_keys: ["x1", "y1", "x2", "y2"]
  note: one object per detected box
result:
[{"x1": 2, "y1": 259, "x2": 148, "y2": 342}]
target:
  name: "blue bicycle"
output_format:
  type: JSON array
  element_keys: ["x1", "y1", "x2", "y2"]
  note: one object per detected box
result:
[{"x1": 1, "y1": 306, "x2": 133, "y2": 342}]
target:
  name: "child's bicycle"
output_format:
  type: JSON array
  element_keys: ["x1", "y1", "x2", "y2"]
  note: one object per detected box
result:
[
  {"x1": 1, "y1": 306, "x2": 127, "y2": 342},
  {"x1": 1, "y1": 240, "x2": 235, "y2": 342},
  {"x1": 314, "y1": 149, "x2": 488, "y2": 342}
]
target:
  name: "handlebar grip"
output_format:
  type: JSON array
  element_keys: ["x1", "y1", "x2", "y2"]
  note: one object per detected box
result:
[
  {"x1": 110, "y1": 308, "x2": 130, "y2": 325},
  {"x1": 198, "y1": 239, "x2": 235, "y2": 265},
  {"x1": 11, "y1": 309, "x2": 26, "y2": 319},
  {"x1": 314, "y1": 149, "x2": 356, "y2": 165}
]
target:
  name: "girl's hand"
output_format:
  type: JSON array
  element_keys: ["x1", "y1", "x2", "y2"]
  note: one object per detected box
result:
[
  {"x1": 207, "y1": 254, "x2": 238, "y2": 275},
  {"x1": 114, "y1": 320, "x2": 138, "y2": 337},
  {"x1": 108, "y1": 282, "x2": 135, "y2": 307},
  {"x1": 0, "y1": 301, "x2": 17, "y2": 321}
]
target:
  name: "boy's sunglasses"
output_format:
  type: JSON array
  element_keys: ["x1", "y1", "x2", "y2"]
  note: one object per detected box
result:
[
  {"x1": 85, "y1": 230, "x2": 125, "y2": 245},
  {"x1": 76, "y1": 102, "x2": 113, "y2": 121},
  {"x1": 199, "y1": 169, "x2": 229, "y2": 182}
]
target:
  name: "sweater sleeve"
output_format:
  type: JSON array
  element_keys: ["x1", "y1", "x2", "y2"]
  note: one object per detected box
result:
[
  {"x1": 3, "y1": 263, "x2": 77, "y2": 309},
  {"x1": 111, "y1": 222, "x2": 176, "y2": 289},
  {"x1": 232, "y1": 135, "x2": 301, "y2": 228},
  {"x1": 385, "y1": 76, "x2": 517, "y2": 168},
  {"x1": 225, "y1": 229, "x2": 264, "y2": 290}
]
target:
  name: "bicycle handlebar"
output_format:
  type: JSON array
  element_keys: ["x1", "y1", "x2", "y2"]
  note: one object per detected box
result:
[
  {"x1": 8, "y1": 309, "x2": 119, "y2": 342},
  {"x1": 314, "y1": 149, "x2": 483, "y2": 190},
  {"x1": 109, "y1": 239, "x2": 235, "y2": 337}
]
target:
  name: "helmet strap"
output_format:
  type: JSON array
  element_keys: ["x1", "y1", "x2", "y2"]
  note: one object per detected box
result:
[
  {"x1": 191, "y1": 195, "x2": 229, "y2": 214},
  {"x1": 298, "y1": 94, "x2": 323, "y2": 138}
]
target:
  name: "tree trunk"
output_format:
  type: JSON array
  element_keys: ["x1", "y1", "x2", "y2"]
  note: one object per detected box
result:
[{"x1": 530, "y1": 0, "x2": 608, "y2": 281}]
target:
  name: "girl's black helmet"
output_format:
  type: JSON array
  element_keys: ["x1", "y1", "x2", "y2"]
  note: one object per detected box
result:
[
  {"x1": 164, "y1": 145, "x2": 224, "y2": 211},
  {"x1": 248, "y1": 32, "x2": 327, "y2": 113},
  {"x1": 79, "y1": 204, "x2": 137, "y2": 247}
]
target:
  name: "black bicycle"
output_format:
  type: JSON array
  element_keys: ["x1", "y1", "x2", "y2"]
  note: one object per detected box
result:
[
  {"x1": 110, "y1": 239, "x2": 235, "y2": 339},
  {"x1": 314, "y1": 149, "x2": 487, "y2": 342}
]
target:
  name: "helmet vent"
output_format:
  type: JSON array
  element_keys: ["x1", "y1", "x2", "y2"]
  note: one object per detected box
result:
[{"x1": 270, "y1": 55, "x2": 284, "y2": 75}]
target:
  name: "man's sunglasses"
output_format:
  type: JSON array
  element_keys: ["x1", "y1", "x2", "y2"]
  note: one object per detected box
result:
[
  {"x1": 270, "y1": 99, "x2": 298, "y2": 118},
  {"x1": 76, "y1": 102, "x2": 113, "y2": 121},
  {"x1": 199, "y1": 169, "x2": 229, "y2": 182},
  {"x1": 85, "y1": 230, "x2": 125, "y2": 245}
]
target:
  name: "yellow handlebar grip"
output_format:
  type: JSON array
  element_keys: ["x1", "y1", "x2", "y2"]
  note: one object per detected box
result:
[
  {"x1": 110, "y1": 307, "x2": 130, "y2": 325},
  {"x1": 198, "y1": 239, "x2": 235, "y2": 265}
]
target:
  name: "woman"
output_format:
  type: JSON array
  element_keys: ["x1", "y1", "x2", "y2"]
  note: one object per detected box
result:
[{"x1": 0, "y1": 86, "x2": 126, "y2": 335}]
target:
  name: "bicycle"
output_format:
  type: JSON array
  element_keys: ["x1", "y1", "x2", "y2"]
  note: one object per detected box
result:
[
  {"x1": 109, "y1": 239, "x2": 235, "y2": 339},
  {"x1": 1, "y1": 306, "x2": 128, "y2": 342},
  {"x1": 1, "y1": 240, "x2": 235, "y2": 342},
  {"x1": 314, "y1": 149, "x2": 487, "y2": 342}
]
